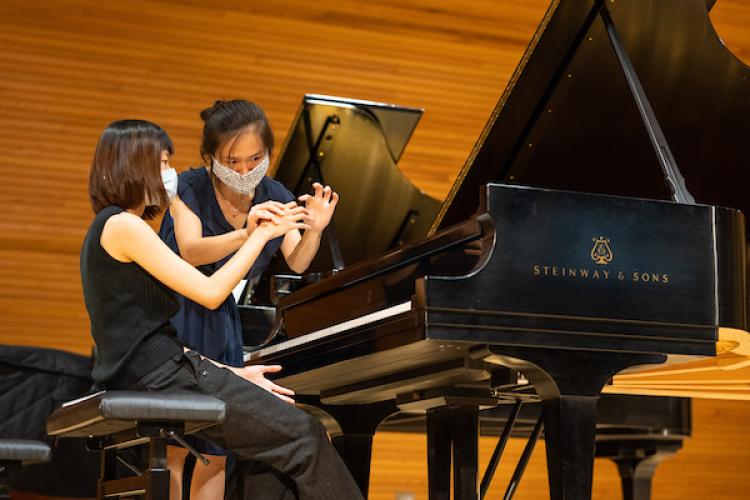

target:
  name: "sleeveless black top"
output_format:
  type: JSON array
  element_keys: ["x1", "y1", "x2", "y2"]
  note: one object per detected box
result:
[{"x1": 80, "y1": 206, "x2": 182, "y2": 387}]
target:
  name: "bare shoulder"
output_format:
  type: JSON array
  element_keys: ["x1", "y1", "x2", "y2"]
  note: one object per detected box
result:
[
  {"x1": 104, "y1": 211, "x2": 150, "y2": 235},
  {"x1": 101, "y1": 211, "x2": 153, "y2": 262}
]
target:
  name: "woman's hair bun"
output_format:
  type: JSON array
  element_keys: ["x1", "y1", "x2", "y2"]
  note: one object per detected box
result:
[{"x1": 199, "y1": 100, "x2": 227, "y2": 122}]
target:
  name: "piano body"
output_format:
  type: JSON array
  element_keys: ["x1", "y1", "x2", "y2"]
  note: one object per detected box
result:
[{"x1": 245, "y1": 0, "x2": 750, "y2": 499}]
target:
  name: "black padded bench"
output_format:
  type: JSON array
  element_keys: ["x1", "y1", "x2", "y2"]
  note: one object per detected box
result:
[
  {"x1": 47, "y1": 391, "x2": 225, "y2": 500},
  {"x1": 0, "y1": 439, "x2": 52, "y2": 499}
]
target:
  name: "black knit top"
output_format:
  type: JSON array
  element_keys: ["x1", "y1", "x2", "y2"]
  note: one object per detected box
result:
[{"x1": 80, "y1": 206, "x2": 183, "y2": 387}]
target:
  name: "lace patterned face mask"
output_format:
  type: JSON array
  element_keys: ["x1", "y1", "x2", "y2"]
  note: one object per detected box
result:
[{"x1": 211, "y1": 154, "x2": 270, "y2": 195}]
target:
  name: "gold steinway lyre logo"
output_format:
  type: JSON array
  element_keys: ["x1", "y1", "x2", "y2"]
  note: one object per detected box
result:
[{"x1": 591, "y1": 236, "x2": 613, "y2": 265}]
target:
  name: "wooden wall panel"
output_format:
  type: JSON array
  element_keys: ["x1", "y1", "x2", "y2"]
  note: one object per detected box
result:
[
  {"x1": 0, "y1": 0, "x2": 550, "y2": 354},
  {"x1": 1, "y1": 0, "x2": 749, "y2": 497}
]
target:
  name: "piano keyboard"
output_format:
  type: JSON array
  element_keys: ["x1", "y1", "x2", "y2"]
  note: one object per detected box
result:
[{"x1": 244, "y1": 301, "x2": 413, "y2": 362}]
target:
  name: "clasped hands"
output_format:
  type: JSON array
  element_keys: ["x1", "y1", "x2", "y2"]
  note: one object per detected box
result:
[{"x1": 246, "y1": 183, "x2": 339, "y2": 239}]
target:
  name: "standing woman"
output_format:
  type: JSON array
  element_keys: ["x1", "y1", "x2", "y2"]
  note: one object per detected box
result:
[
  {"x1": 158, "y1": 100, "x2": 338, "y2": 499},
  {"x1": 82, "y1": 119, "x2": 362, "y2": 500}
]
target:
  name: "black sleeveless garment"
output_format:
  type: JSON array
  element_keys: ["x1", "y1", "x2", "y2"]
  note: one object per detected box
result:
[{"x1": 80, "y1": 205, "x2": 182, "y2": 387}]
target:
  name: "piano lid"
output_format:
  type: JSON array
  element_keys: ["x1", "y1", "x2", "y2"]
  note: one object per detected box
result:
[
  {"x1": 271, "y1": 94, "x2": 440, "y2": 273},
  {"x1": 436, "y1": 0, "x2": 750, "y2": 231}
]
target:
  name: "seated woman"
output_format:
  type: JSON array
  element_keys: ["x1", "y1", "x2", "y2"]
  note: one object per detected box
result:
[{"x1": 81, "y1": 119, "x2": 362, "y2": 500}]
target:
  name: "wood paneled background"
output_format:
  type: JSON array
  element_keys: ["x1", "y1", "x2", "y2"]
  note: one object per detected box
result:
[{"x1": 1, "y1": 0, "x2": 748, "y2": 498}]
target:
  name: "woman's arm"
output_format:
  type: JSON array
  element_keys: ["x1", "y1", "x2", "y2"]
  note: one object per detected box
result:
[
  {"x1": 172, "y1": 197, "x2": 287, "y2": 266},
  {"x1": 281, "y1": 229, "x2": 322, "y2": 273},
  {"x1": 281, "y1": 183, "x2": 339, "y2": 273},
  {"x1": 171, "y1": 197, "x2": 247, "y2": 266},
  {"x1": 101, "y1": 209, "x2": 308, "y2": 309}
]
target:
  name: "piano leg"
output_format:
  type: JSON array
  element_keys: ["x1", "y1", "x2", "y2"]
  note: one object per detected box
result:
[
  {"x1": 596, "y1": 438, "x2": 683, "y2": 500},
  {"x1": 296, "y1": 397, "x2": 398, "y2": 497},
  {"x1": 482, "y1": 347, "x2": 665, "y2": 500},
  {"x1": 330, "y1": 434, "x2": 375, "y2": 496},
  {"x1": 426, "y1": 405, "x2": 479, "y2": 500},
  {"x1": 427, "y1": 408, "x2": 452, "y2": 500},
  {"x1": 452, "y1": 407, "x2": 479, "y2": 500},
  {"x1": 542, "y1": 394, "x2": 599, "y2": 499}
]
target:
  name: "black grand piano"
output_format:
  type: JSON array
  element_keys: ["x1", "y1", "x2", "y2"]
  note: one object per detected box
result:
[{"x1": 243, "y1": 0, "x2": 749, "y2": 499}]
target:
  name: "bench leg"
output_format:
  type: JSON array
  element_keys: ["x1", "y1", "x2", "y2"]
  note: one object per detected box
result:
[
  {"x1": 97, "y1": 448, "x2": 117, "y2": 500},
  {"x1": 96, "y1": 438, "x2": 170, "y2": 500},
  {"x1": 145, "y1": 439, "x2": 169, "y2": 500}
]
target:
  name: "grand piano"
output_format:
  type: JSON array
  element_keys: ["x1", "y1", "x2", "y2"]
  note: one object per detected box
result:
[{"x1": 244, "y1": 0, "x2": 749, "y2": 499}]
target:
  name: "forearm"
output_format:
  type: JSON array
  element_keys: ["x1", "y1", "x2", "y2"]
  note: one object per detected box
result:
[
  {"x1": 285, "y1": 229, "x2": 323, "y2": 273},
  {"x1": 202, "y1": 231, "x2": 269, "y2": 308},
  {"x1": 179, "y1": 229, "x2": 248, "y2": 266}
]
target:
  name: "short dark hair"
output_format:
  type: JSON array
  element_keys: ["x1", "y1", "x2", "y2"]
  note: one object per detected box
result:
[
  {"x1": 199, "y1": 99, "x2": 274, "y2": 164},
  {"x1": 89, "y1": 119, "x2": 174, "y2": 219}
]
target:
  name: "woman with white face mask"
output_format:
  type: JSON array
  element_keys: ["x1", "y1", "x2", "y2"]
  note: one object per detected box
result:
[
  {"x1": 83, "y1": 119, "x2": 360, "y2": 500},
  {"x1": 158, "y1": 100, "x2": 338, "y2": 500}
]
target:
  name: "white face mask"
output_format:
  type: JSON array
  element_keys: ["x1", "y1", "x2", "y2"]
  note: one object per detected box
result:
[
  {"x1": 211, "y1": 154, "x2": 270, "y2": 195},
  {"x1": 161, "y1": 168, "x2": 178, "y2": 200}
]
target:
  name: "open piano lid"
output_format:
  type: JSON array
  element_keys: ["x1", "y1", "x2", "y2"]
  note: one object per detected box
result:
[
  {"x1": 271, "y1": 94, "x2": 440, "y2": 273},
  {"x1": 436, "y1": 0, "x2": 750, "y2": 233},
  {"x1": 431, "y1": 0, "x2": 749, "y2": 400}
]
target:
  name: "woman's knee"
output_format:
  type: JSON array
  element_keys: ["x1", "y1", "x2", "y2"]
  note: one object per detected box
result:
[{"x1": 292, "y1": 410, "x2": 329, "y2": 445}]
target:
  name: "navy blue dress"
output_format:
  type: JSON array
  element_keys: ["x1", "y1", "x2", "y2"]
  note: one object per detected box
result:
[{"x1": 159, "y1": 167, "x2": 294, "y2": 368}]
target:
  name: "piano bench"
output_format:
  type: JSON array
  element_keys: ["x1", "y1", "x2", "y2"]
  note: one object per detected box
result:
[
  {"x1": 46, "y1": 391, "x2": 226, "y2": 500},
  {"x1": 0, "y1": 439, "x2": 51, "y2": 500}
]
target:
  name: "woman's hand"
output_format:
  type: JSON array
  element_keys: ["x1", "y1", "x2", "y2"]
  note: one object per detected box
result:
[
  {"x1": 246, "y1": 201, "x2": 287, "y2": 235},
  {"x1": 297, "y1": 183, "x2": 339, "y2": 233},
  {"x1": 229, "y1": 364, "x2": 295, "y2": 404},
  {"x1": 254, "y1": 203, "x2": 311, "y2": 241}
]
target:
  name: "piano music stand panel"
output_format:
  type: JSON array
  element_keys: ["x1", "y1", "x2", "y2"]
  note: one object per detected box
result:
[{"x1": 271, "y1": 94, "x2": 439, "y2": 273}]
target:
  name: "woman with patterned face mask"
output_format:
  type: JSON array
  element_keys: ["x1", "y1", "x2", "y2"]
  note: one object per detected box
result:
[{"x1": 158, "y1": 100, "x2": 338, "y2": 500}]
